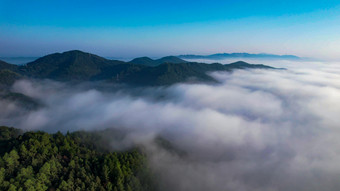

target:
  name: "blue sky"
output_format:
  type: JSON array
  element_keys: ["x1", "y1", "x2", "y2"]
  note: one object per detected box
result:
[{"x1": 1, "y1": 0, "x2": 340, "y2": 59}]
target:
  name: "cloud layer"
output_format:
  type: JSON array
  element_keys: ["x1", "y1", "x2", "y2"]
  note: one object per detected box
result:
[{"x1": 1, "y1": 60, "x2": 340, "y2": 190}]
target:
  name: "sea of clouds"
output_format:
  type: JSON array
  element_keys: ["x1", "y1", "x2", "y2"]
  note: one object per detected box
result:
[{"x1": 1, "y1": 59, "x2": 340, "y2": 191}]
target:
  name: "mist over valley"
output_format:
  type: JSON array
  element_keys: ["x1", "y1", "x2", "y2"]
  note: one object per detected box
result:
[{"x1": 1, "y1": 50, "x2": 340, "y2": 190}]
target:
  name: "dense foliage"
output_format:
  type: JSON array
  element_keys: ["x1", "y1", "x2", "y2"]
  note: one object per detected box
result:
[
  {"x1": 0, "y1": 70, "x2": 21, "y2": 88},
  {"x1": 130, "y1": 56, "x2": 187, "y2": 67},
  {"x1": 0, "y1": 126, "x2": 155, "y2": 191},
  {"x1": 0, "y1": 60, "x2": 19, "y2": 72}
]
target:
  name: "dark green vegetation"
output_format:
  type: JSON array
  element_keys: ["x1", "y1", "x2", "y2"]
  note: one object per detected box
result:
[
  {"x1": 0, "y1": 60, "x2": 22, "y2": 95},
  {"x1": 0, "y1": 62, "x2": 40, "y2": 110},
  {"x1": 0, "y1": 50, "x2": 275, "y2": 86},
  {"x1": 0, "y1": 60, "x2": 19, "y2": 71},
  {"x1": 0, "y1": 92, "x2": 41, "y2": 110},
  {"x1": 0, "y1": 126, "x2": 155, "y2": 191},
  {"x1": 0, "y1": 50, "x2": 276, "y2": 112},
  {"x1": 0, "y1": 70, "x2": 21, "y2": 88},
  {"x1": 22, "y1": 51, "x2": 125, "y2": 81},
  {"x1": 122, "y1": 61, "x2": 271, "y2": 86},
  {"x1": 129, "y1": 56, "x2": 187, "y2": 66}
]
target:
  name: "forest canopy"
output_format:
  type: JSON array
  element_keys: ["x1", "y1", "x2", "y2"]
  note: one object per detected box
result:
[{"x1": 0, "y1": 126, "x2": 156, "y2": 191}]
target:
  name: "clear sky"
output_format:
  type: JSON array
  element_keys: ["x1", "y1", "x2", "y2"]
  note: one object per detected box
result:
[{"x1": 1, "y1": 0, "x2": 340, "y2": 59}]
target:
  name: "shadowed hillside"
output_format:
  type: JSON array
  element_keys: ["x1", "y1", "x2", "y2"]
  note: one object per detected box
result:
[
  {"x1": 0, "y1": 60, "x2": 19, "y2": 71},
  {"x1": 0, "y1": 50, "x2": 276, "y2": 86},
  {"x1": 129, "y1": 56, "x2": 187, "y2": 67}
]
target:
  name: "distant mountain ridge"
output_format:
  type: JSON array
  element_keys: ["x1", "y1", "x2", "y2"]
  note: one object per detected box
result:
[
  {"x1": 0, "y1": 50, "x2": 276, "y2": 86},
  {"x1": 179, "y1": 53, "x2": 300, "y2": 60},
  {"x1": 0, "y1": 57, "x2": 38, "y2": 65},
  {"x1": 129, "y1": 56, "x2": 187, "y2": 66}
]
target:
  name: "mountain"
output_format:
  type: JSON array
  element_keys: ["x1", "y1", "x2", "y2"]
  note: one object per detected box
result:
[
  {"x1": 0, "y1": 60, "x2": 18, "y2": 71},
  {"x1": 0, "y1": 70, "x2": 21, "y2": 88},
  {"x1": 179, "y1": 53, "x2": 301, "y2": 60},
  {"x1": 21, "y1": 50, "x2": 127, "y2": 81},
  {"x1": 157, "y1": 56, "x2": 188, "y2": 64},
  {"x1": 224, "y1": 61, "x2": 274, "y2": 69},
  {"x1": 0, "y1": 69, "x2": 39, "y2": 110},
  {"x1": 0, "y1": 50, "x2": 276, "y2": 86},
  {"x1": 0, "y1": 92, "x2": 41, "y2": 109},
  {"x1": 123, "y1": 61, "x2": 273, "y2": 86},
  {"x1": 129, "y1": 56, "x2": 187, "y2": 66},
  {"x1": 129, "y1": 57, "x2": 158, "y2": 66}
]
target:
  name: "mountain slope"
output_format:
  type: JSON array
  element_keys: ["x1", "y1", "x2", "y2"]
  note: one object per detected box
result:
[
  {"x1": 0, "y1": 60, "x2": 18, "y2": 71},
  {"x1": 129, "y1": 56, "x2": 187, "y2": 66},
  {"x1": 225, "y1": 61, "x2": 274, "y2": 69},
  {"x1": 123, "y1": 61, "x2": 273, "y2": 86},
  {"x1": 0, "y1": 50, "x2": 277, "y2": 86},
  {"x1": 23, "y1": 50, "x2": 126, "y2": 81},
  {"x1": 129, "y1": 57, "x2": 159, "y2": 66},
  {"x1": 0, "y1": 70, "x2": 21, "y2": 88},
  {"x1": 157, "y1": 56, "x2": 187, "y2": 64}
]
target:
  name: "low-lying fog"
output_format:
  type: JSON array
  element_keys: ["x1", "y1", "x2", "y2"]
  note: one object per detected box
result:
[{"x1": 1, "y1": 59, "x2": 340, "y2": 191}]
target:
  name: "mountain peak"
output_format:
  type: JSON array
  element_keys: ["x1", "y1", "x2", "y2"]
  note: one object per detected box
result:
[
  {"x1": 226, "y1": 60, "x2": 273, "y2": 69},
  {"x1": 229, "y1": 61, "x2": 249, "y2": 65},
  {"x1": 61, "y1": 50, "x2": 94, "y2": 55},
  {"x1": 2, "y1": 50, "x2": 277, "y2": 85},
  {"x1": 129, "y1": 57, "x2": 158, "y2": 66},
  {"x1": 130, "y1": 56, "x2": 187, "y2": 66},
  {"x1": 157, "y1": 56, "x2": 187, "y2": 64},
  {"x1": 130, "y1": 57, "x2": 154, "y2": 62},
  {"x1": 25, "y1": 50, "x2": 115, "y2": 80}
]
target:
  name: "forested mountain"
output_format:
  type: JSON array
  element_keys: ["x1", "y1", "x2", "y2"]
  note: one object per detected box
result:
[
  {"x1": 156, "y1": 56, "x2": 188, "y2": 64},
  {"x1": 0, "y1": 126, "x2": 156, "y2": 191},
  {"x1": 123, "y1": 62, "x2": 229, "y2": 85},
  {"x1": 129, "y1": 56, "x2": 187, "y2": 66},
  {"x1": 0, "y1": 92, "x2": 41, "y2": 110},
  {"x1": 22, "y1": 50, "x2": 126, "y2": 81},
  {"x1": 0, "y1": 70, "x2": 21, "y2": 88},
  {"x1": 0, "y1": 60, "x2": 21, "y2": 88},
  {"x1": 129, "y1": 57, "x2": 158, "y2": 67},
  {"x1": 0, "y1": 60, "x2": 19, "y2": 71},
  {"x1": 0, "y1": 50, "x2": 275, "y2": 86}
]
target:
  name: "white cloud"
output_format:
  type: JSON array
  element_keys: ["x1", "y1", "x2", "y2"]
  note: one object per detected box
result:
[{"x1": 2, "y1": 60, "x2": 340, "y2": 190}]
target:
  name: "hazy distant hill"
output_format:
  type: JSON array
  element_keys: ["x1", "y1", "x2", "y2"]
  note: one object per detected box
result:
[
  {"x1": 0, "y1": 57, "x2": 38, "y2": 65},
  {"x1": 179, "y1": 53, "x2": 300, "y2": 60},
  {"x1": 0, "y1": 50, "x2": 275, "y2": 86},
  {"x1": 129, "y1": 56, "x2": 187, "y2": 66}
]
